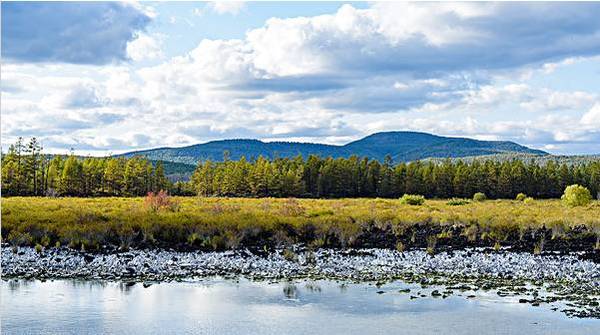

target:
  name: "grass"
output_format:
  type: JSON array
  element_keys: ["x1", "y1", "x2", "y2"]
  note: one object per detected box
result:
[{"x1": 2, "y1": 197, "x2": 600, "y2": 253}]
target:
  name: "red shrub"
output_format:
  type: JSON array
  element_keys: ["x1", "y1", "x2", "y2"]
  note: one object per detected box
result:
[{"x1": 144, "y1": 190, "x2": 180, "y2": 212}]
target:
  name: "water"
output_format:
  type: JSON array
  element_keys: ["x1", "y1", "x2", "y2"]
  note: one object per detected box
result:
[{"x1": 1, "y1": 279, "x2": 598, "y2": 335}]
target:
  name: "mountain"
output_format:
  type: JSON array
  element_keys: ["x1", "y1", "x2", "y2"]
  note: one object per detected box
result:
[{"x1": 119, "y1": 131, "x2": 548, "y2": 166}]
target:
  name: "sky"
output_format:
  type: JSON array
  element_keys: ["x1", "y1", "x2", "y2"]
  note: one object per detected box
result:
[{"x1": 1, "y1": 1, "x2": 600, "y2": 156}]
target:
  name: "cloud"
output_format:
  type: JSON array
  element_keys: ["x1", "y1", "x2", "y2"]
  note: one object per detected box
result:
[
  {"x1": 60, "y1": 85, "x2": 106, "y2": 109},
  {"x1": 126, "y1": 33, "x2": 165, "y2": 61},
  {"x1": 1, "y1": 2, "x2": 152, "y2": 64},
  {"x1": 3, "y1": 3, "x2": 600, "y2": 155},
  {"x1": 581, "y1": 103, "x2": 600, "y2": 127},
  {"x1": 183, "y1": 3, "x2": 600, "y2": 80},
  {"x1": 141, "y1": 2, "x2": 600, "y2": 114},
  {"x1": 209, "y1": 2, "x2": 245, "y2": 15}
]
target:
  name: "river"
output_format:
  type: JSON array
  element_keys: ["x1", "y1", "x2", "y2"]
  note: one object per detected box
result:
[{"x1": 1, "y1": 278, "x2": 598, "y2": 334}]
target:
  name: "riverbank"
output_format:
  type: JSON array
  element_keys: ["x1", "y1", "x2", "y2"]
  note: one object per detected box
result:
[
  {"x1": 3, "y1": 245, "x2": 600, "y2": 318},
  {"x1": 2, "y1": 197, "x2": 600, "y2": 254}
]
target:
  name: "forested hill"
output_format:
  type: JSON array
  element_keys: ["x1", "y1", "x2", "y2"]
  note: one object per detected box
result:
[{"x1": 119, "y1": 131, "x2": 547, "y2": 165}]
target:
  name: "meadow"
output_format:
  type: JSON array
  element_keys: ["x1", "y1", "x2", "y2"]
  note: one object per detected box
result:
[{"x1": 2, "y1": 196, "x2": 600, "y2": 254}]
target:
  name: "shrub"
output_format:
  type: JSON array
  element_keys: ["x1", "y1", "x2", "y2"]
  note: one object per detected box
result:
[
  {"x1": 473, "y1": 192, "x2": 487, "y2": 202},
  {"x1": 144, "y1": 190, "x2": 180, "y2": 212},
  {"x1": 209, "y1": 201, "x2": 241, "y2": 215},
  {"x1": 34, "y1": 244, "x2": 43, "y2": 254},
  {"x1": 7, "y1": 231, "x2": 33, "y2": 246},
  {"x1": 426, "y1": 235, "x2": 437, "y2": 255},
  {"x1": 516, "y1": 193, "x2": 527, "y2": 201},
  {"x1": 524, "y1": 197, "x2": 535, "y2": 205},
  {"x1": 40, "y1": 235, "x2": 51, "y2": 247},
  {"x1": 561, "y1": 184, "x2": 592, "y2": 207},
  {"x1": 534, "y1": 237, "x2": 545, "y2": 255},
  {"x1": 399, "y1": 194, "x2": 425, "y2": 206},
  {"x1": 446, "y1": 198, "x2": 470, "y2": 206},
  {"x1": 282, "y1": 248, "x2": 297, "y2": 262},
  {"x1": 279, "y1": 198, "x2": 305, "y2": 216}
]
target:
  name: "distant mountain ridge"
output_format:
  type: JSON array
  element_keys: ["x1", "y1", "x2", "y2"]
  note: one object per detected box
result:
[{"x1": 119, "y1": 131, "x2": 548, "y2": 166}]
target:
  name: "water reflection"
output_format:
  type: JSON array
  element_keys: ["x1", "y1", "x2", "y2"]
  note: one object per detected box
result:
[
  {"x1": 283, "y1": 283, "x2": 298, "y2": 299},
  {"x1": 1, "y1": 279, "x2": 598, "y2": 335},
  {"x1": 304, "y1": 281, "x2": 321, "y2": 293}
]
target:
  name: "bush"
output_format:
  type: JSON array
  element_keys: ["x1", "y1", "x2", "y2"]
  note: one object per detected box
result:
[
  {"x1": 524, "y1": 197, "x2": 535, "y2": 205},
  {"x1": 516, "y1": 193, "x2": 527, "y2": 201},
  {"x1": 561, "y1": 184, "x2": 592, "y2": 207},
  {"x1": 399, "y1": 194, "x2": 425, "y2": 206},
  {"x1": 473, "y1": 192, "x2": 487, "y2": 202},
  {"x1": 446, "y1": 198, "x2": 470, "y2": 206},
  {"x1": 144, "y1": 190, "x2": 180, "y2": 212}
]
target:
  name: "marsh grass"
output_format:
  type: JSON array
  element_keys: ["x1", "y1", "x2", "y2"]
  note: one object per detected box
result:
[{"x1": 1, "y1": 197, "x2": 599, "y2": 252}]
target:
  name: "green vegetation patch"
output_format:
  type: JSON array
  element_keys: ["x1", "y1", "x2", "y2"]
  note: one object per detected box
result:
[{"x1": 2, "y1": 197, "x2": 599, "y2": 253}]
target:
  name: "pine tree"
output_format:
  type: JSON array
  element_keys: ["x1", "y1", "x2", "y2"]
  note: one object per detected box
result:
[{"x1": 60, "y1": 156, "x2": 82, "y2": 196}]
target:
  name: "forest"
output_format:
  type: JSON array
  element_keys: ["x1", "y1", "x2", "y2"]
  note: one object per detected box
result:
[
  {"x1": 2, "y1": 137, "x2": 600, "y2": 199},
  {"x1": 1, "y1": 138, "x2": 171, "y2": 196},
  {"x1": 190, "y1": 155, "x2": 600, "y2": 199}
]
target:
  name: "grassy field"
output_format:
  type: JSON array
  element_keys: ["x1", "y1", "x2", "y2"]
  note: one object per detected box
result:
[{"x1": 2, "y1": 197, "x2": 600, "y2": 253}]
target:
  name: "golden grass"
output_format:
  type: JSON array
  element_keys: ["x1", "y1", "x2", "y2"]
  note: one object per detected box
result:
[{"x1": 2, "y1": 197, "x2": 599, "y2": 251}]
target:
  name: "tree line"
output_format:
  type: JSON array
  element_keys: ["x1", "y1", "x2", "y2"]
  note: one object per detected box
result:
[
  {"x1": 3, "y1": 137, "x2": 599, "y2": 199},
  {"x1": 1, "y1": 137, "x2": 171, "y2": 196},
  {"x1": 190, "y1": 154, "x2": 600, "y2": 199}
]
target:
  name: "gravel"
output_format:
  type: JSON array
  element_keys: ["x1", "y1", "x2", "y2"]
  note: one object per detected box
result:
[{"x1": 2, "y1": 246, "x2": 599, "y2": 285}]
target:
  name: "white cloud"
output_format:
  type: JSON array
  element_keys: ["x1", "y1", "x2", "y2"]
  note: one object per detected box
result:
[
  {"x1": 581, "y1": 103, "x2": 600, "y2": 127},
  {"x1": 192, "y1": 8, "x2": 204, "y2": 17},
  {"x1": 182, "y1": 3, "x2": 600, "y2": 80},
  {"x1": 127, "y1": 33, "x2": 165, "y2": 61},
  {"x1": 209, "y1": 2, "x2": 245, "y2": 15},
  {"x1": 3, "y1": 3, "x2": 600, "y2": 155},
  {"x1": 520, "y1": 90, "x2": 597, "y2": 111}
]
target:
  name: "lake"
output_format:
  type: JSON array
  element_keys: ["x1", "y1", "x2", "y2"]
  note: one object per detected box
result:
[{"x1": 1, "y1": 279, "x2": 598, "y2": 335}]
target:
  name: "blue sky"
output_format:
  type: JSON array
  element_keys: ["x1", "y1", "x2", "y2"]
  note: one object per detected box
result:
[{"x1": 2, "y1": 1, "x2": 600, "y2": 155}]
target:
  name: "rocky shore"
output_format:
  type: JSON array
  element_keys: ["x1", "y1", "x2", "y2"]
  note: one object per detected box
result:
[{"x1": 2, "y1": 245, "x2": 600, "y2": 318}]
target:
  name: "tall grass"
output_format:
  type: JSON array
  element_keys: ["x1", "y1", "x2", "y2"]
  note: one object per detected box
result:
[{"x1": 2, "y1": 197, "x2": 599, "y2": 252}]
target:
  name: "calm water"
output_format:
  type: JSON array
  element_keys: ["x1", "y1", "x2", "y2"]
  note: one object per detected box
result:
[{"x1": 1, "y1": 279, "x2": 598, "y2": 335}]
